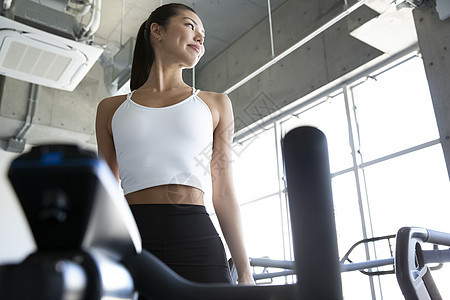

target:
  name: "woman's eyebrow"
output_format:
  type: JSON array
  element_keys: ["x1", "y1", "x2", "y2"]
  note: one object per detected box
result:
[{"x1": 182, "y1": 17, "x2": 205, "y2": 34}]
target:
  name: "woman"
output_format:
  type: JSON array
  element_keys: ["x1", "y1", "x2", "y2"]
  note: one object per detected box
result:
[{"x1": 95, "y1": 3, "x2": 254, "y2": 285}]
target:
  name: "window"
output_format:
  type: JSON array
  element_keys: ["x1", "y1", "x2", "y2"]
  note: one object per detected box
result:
[
  {"x1": 351, "y1": 57, "x2": 440, "y2": 162},
  {"x1": 281, "y1": 93, "x2": 353, "y2": 174},
  {"x1": 229, "y1": 53, "x2": 449, "y2": 298},
  {"x1": 350, "y1": 56, "x2": 450, "y2": 298},
  {"x1": 209, "y1": 127, "x2": 289, "y2": 284},
  {"x1": 233, "y1": 127, "x2": 279, "y2": 204}
]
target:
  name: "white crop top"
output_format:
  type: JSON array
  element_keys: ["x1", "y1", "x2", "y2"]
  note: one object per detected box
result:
[{"x1": 111, "y1": 88, "x2": 213, "y2": 195}]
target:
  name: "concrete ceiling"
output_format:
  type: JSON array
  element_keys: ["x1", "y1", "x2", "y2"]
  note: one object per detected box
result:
[
  {"x1": 0, "y1": 0, "x2": 288, "y2": 152},
  {"x1": 95, "y1": 0, "x2": 288, "y2": 70},
  {"x1": 0, "y1": 0, "x2": 420, "y2": 152}
]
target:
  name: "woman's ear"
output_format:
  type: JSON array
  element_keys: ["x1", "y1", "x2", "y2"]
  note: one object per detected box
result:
[{"x1": 150, "y1": 22, "x2": 163, "y2": 43}]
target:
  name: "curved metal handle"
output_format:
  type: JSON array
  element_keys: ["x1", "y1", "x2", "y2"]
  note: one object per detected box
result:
[{"x1": 395, "y1": 227, "x2": 443, "y2": 300}]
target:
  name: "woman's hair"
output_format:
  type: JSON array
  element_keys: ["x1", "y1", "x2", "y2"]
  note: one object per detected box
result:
[{"x1": 130, "y1": 3, "x2": 196, "y2": 91}]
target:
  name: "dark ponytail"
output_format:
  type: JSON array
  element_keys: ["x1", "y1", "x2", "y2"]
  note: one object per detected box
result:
[{"x1": 130, "y1": 3, "x2": 196, "y2": 91}]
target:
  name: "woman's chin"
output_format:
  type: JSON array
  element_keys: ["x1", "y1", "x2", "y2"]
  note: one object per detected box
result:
[{"x1": 184, "y1": 60, "x2": 200, "y2": 69}]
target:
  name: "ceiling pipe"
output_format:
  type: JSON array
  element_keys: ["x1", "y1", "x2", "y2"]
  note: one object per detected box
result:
[
  {"x1": 223, "y1": 0, "x2": 370, "y2": 95},
  {"x1": 2, "y1": 0, "x2": 12, "y2": 10},
  {"x1": 6, "y1": 83, "x2": 39, "y2": 153},
  {"x1": 87, "y1": 0, "x2": 101, "y2": 36},
  {"x1": 267, "y1": 0, "x2": 275, "y2": 58},
  {"x1": 66, "y1": 0, "x2": 93, "y2": 17},
  {"x1": 78, "y1": 0, "x2": 101, "y2": 38}
]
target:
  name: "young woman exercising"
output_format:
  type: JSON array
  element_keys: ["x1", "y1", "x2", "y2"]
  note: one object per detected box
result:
[{"x1": 95, "y1": 3, "x2": 254, "y2": 285}]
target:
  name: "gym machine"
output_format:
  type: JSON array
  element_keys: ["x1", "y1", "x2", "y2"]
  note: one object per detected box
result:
[
  {"x1": 232, "y1": 229, "x2": 450, "y2": 299},
  {"x1": 0, "y1": 126, "x2": 449, "y2": 299}
]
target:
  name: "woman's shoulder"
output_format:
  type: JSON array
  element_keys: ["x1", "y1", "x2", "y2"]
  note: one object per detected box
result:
[
  {"x1": 98, "y1": 93, "x2": 128, "y2": 107},
  {"x1": 97, "y1": 93, "x2": 128, "y2": 115},
  {"x1": 197, "y1": 91, "x2": 233, "y2": 130},
  {"x1": 197, "y1": 90, "x2": 231, "y2": 108}
]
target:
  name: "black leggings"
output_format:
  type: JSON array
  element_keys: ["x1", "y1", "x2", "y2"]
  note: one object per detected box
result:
[{"x1": 129, "y1": 204, "x2": 232, "y2": 284}]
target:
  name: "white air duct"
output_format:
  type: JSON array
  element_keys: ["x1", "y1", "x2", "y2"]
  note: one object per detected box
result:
[
  {"x1": 0, "y1": 16, "x2": 103, "y2": 91},
  {"x1": 78, "y1": 0, "x2": 102, "y2": 39}
]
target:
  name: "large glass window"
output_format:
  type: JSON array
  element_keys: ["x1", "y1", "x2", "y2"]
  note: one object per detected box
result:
[
  {"x1": 231, "y1": 127, "x2": 286, "y2": 259},
  {"x1": 232, "y1": 127, "x2": 279, "y2": 204},
  {"x1": 240, "y1": 195, "x2": 284, "y2": 259},
  {"x1": 209, "y1": 127, "x2": 287, "y2": 277},
  {"x1": 349, "y1": 56, "x2": 449, "y2": 298},
  {"x1": 228, "y1": 54, "x2": 449, "y2": 298},
  {"x1": 351, "y1": 57, "x2": 440, "y2": 162},
  {"x1": 281, "y1": 93, "x2": 353, "y2": 174},
  {"x1": 364, "y1": 145, "x2": 450, "y2": 235}
]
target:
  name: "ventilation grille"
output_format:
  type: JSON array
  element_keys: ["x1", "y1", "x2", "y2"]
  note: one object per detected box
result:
[
  {"x1": 3, "y1": 40, "x2": 72, "y2": 82},
  {"x1": 0, "y1": 16, "x2": 103, "y2": 91},
  {"x1": 0, "y1": 30, "x2": 86, "y2": 90}
]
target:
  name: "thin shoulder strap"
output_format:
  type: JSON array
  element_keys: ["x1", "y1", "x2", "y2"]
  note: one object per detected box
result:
[
  {"x1": 127, "y1": 90, "x2": 135, "y2": 100},
  {"x1": 192, "y1": 87, "x2": 200, "y2": 96}
]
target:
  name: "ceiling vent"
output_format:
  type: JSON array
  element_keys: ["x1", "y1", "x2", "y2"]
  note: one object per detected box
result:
[{"x1": 0, "y1": 16, "x2": 102, "y2": 91}]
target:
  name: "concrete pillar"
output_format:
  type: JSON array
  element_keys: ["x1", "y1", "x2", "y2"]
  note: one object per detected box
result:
[{"x1": 413, "y1": 0, "x2": 450, "y2": 179}]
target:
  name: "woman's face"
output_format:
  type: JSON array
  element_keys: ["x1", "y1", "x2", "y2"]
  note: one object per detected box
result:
[{"x1": 155, "y1": 10, "x2": 206, "y2": 68}]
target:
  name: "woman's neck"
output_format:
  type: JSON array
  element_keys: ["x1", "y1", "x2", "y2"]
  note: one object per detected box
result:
[{"x1": 143, "y1": 59, "x2": 189, "y2": 92}]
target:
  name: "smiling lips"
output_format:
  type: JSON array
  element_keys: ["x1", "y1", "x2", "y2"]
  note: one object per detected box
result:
[{"x1": 188, "y1": 44, "x2": 201, "y2": 54}]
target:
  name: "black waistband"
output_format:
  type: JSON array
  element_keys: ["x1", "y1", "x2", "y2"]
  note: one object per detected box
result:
[
  {"x1": 129, "y1": 203, "x2": 208, "y2": 216},
  {"x1": 129, "y1": 203, "x2": 216, "y2": 241}
]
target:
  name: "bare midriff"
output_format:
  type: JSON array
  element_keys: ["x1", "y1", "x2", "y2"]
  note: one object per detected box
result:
[{"x1": 125, "y1": 184, "x2": 205, "y2": 206}]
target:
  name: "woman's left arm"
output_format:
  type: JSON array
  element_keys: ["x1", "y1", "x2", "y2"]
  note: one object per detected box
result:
[{"x1": 210, "y1": 93, "x2": 255, "y2": 285}]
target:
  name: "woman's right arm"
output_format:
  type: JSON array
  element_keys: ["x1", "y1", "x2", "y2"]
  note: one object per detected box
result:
[{"x1": 95, "y1": 98, "x2": 120, "y2": 182}]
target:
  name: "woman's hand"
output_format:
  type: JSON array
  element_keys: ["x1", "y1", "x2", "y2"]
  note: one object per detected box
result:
[{"x1": 238, "y1": 271, "x2": 256, "y2": 285}]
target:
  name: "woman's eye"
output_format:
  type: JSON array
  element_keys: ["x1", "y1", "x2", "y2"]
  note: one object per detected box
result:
[{"x1": 187, "y1": 23, "x2": 194, "y2": 30}]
